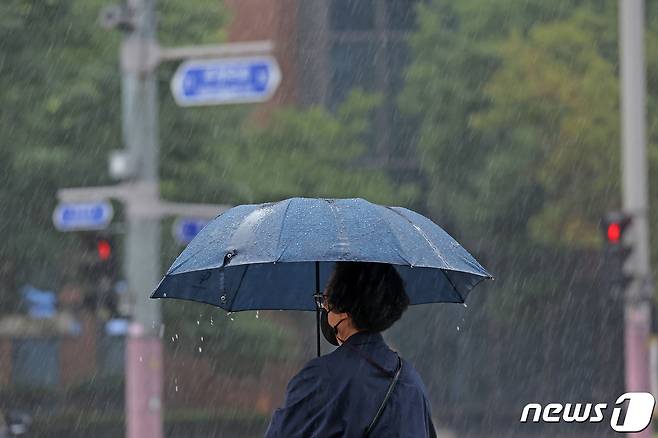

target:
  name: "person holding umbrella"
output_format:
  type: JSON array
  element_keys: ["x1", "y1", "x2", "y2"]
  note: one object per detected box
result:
[
  {"x1": 264, "y1": 261, "x2": 437, "y2": 438},
  {"x1": 152, "y1": 198, "x2": 492, "y2": 436}
]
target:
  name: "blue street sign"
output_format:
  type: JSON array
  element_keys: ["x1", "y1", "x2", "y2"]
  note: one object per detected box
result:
[
  {"x1": 172, "y1": 217, "x2": 209, "y2": 245},
  {"x1": 52, "y1": 201, "x2": 114, "y2": 231},
  {"x1": 170, "y1": 56, "x2": 281, "y2": 106}
]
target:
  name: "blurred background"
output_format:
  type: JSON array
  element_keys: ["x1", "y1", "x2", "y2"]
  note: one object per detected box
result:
[{"x1": 1, "y1": 0, "x2": 658, "y2": 437}]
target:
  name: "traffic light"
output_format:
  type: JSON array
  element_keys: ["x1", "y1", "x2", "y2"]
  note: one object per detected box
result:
[
  {"x1": 78, "y1": 232, "x2": 119, "y2": 317},
  {"x1": 79, "y1": 232, "x2": 117, "y2": 277},
  {"x1": 600, "y1": 211, "x2": 633, "y2": 289}
]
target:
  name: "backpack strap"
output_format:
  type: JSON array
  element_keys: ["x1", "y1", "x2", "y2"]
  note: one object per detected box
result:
[{"x1": 363, "y1": 356, "x2": 402, "y2": 437}]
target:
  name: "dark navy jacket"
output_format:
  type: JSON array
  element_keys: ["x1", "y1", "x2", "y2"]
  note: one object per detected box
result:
[{"x1": 265, "y1": 331, "x2": 437, "y2": 438}]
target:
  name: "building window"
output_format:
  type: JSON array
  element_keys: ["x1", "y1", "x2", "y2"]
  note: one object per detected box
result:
[
  {"x1": 386, "y1": 0, "x2": 416, "y2": 30},
  {"x1": 329, "y1": 41, "x2": 378, "y2": 109}
]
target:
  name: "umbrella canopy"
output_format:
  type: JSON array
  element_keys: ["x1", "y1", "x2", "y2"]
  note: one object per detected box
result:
[{"x1": 151, "y1": 197, "x2": 492, "y2": 312}]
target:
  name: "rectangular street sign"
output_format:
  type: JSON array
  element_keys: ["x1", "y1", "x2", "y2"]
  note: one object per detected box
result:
[
  {"x1": 170, "y1": 56, "x2": 281, "y2": 106},
  {"x1": 52, "y1": 201, "x2": 114, "y2": 231}
]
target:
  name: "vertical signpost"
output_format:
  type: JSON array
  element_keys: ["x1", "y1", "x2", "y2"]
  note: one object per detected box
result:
[
  {"x1": 619, "y1": 1, "x2": 653, "y2": 436},
  {"x1": 122, "y1": 1, "x2": 163, "y2": 437},
  {"x1": 92, "y1": 2, "x2": 281, "y2": 437}
]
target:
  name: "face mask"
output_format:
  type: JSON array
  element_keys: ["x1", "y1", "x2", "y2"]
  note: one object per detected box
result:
[{"x1": 320, "y1": 307, "x2": 347, "y2": 346}]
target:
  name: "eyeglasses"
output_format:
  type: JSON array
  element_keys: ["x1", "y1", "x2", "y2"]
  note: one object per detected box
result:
[{"x1": 313, "y1": 292, "x2": 329, "y2": 310}]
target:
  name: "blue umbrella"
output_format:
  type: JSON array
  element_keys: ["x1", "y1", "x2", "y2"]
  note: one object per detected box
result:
[{"x1": 151, "y1": 197, "x2": 493, "y2": 355}]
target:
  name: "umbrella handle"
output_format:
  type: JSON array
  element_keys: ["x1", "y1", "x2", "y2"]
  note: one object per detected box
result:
[{"x1": 316, "y1": 261, "x2": 321, "y2": 357}]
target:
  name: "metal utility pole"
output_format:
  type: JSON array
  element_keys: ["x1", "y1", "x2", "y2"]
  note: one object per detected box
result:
[
  {"x1": 93, "y1": 1, "x2": 277, "y2": 435},
  {"x1": 619, "y1": 1, "x2": 653, "y2": 436},
  {"x1": 120, "y1": 1, "x2": 163, "y2": 438}
]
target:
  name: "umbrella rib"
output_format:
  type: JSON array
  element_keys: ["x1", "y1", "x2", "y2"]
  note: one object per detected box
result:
[
  {"x1": 372, "y1": 204, "x2": 412, "y2": 265},
  {"x1": 384, "y1": 207, "x2": 452, "y2": 269},
  {"x1": 326, "y1": 199, "x2": 351, "y2": 253},
  {"x1": 274, "y1": 198, "x2": 294, "y2": 262},
  {"x1": 440, "y1": 269, "x2": 466, "y2": 303},
  {"x1": 226, "y1": 264, "x2": 250, "y2": 310}
]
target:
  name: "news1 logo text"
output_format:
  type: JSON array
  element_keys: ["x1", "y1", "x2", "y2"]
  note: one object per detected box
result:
[{"x1": 520, "y1": 392, "x2": 655, "y2": 433}]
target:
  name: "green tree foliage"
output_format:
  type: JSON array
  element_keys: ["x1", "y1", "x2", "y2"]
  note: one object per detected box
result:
[
  {"x1": 474, "y1": 10, "x2": 620, "y2": 247},
  {"x1": 474, "y1": 7, "x2": 658, "y2": 266},
  {"x1": 399, "y1": 0, "x2": 658, "y2": 320},
  {"x1": 1, "y1": 0, "x2": 120, "y2": 292},
  {"x1": 400, "y1": 0, "x2": 582, "y2": 321},
  {"x1": 0, "y1": 0, "x2": 227, "y2": 297},
  {"x1": 202, "y1": 90, "x2": 418, "y2": 205},
  {"x1": 399, "y1": 0, "x2": 591, "y2": 230}
]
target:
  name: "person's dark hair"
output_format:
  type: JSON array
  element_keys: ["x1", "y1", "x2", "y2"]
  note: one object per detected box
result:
[{"x1": 326, "y1": 262, "x2": 409, "y2": 332}]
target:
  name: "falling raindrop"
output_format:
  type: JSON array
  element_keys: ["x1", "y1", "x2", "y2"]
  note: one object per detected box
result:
[
  {"x1": 139, "y1": 356, "x2": 143, "y2": 362},
  {"x1": 200, "y1": 336, "x2": 204, "y2": 342},
  {"x1": 175, "y1": 385, "x2": 179, "y2": 392},
  {"x1": 256, "y1": 310, "x2": 259, "y2": 319},
  {"x1": 175, "y1": 333, "x2": 179, "y2": 340},
  {"x1": 463, "y1": 303, "x2": 468, "y2": 308},
  {"x1": 456, "y1": 326, "x2": 460, "y2": 331},
  {"x1": 171, "y1": 336, "x2": 175, "y2": 342},
  {"x1": 163, "y1": 293, "x2": 167, "y2": 297},
  {"x1": 196, "y1": 320, "x2": 200, "y2": 325},
  {"x1": 198, "y1": 347, "x2": 202, "y2": 353}
]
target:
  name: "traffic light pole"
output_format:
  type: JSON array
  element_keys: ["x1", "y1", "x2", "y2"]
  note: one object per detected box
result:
[
  {"x1": 619, "y1": 1, "x2": 653, "y2": 436},
  {"x1": 55, "y1": 3, "x2": 276, "y2": 436},
  {"x1": 120, "y1": 1, "x2": 163, "y2": 437}
]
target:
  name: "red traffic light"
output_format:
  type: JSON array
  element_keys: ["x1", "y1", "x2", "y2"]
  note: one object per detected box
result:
[
  {"x1": 97, "y1": 239, "x2": 112, "y2": 261},
  {"x1": 607, "y1": 223, "x2": 622, "y2": 243},
  {"x1": 601, "y1": 211, "x2": 631, "y2": 245}
]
